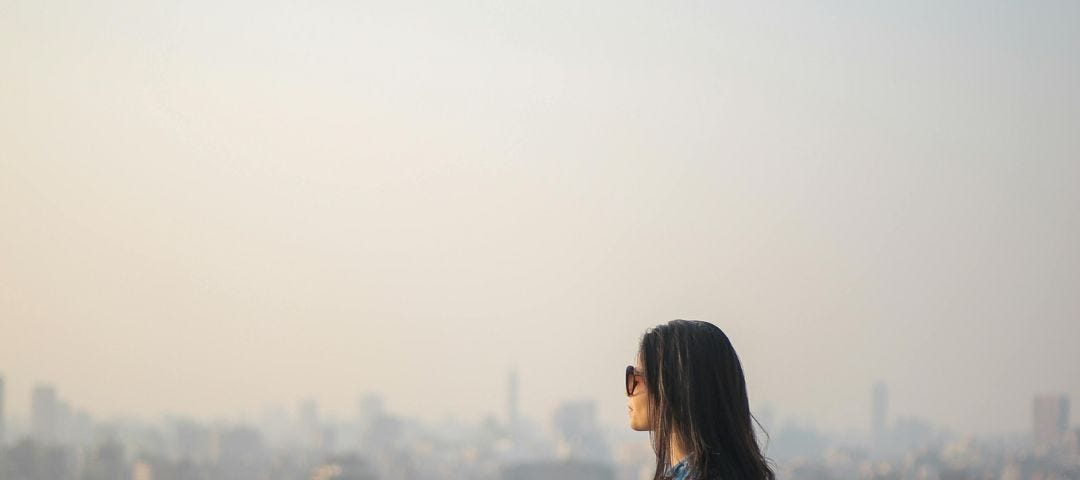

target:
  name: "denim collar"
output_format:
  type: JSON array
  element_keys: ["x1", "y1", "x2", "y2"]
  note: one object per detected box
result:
[{"x1": 669, "y1": 456, "x2": 691, "y2": 480}]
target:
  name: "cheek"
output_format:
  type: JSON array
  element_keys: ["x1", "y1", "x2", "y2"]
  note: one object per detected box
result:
[{"x1": 630, "y1": 396, "x2": 651, "y2": 429}]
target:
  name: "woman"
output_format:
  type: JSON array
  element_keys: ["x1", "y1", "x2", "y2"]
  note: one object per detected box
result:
[{"x1": 626, "y1": 320, "x2": 775, "y2": 480}]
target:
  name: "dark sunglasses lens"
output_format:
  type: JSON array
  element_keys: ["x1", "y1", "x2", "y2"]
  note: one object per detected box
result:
[{"x1": 625, "y1": 366, "x2": 635, "y2": 395}]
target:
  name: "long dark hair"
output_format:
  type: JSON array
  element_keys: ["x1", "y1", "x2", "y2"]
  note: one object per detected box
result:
[{"x1": 638, "y1": 320, "x2": 775, "y2": 480}]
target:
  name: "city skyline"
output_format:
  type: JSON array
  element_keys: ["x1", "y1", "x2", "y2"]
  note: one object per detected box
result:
[{"x1": 0, "y1": 370, "x2": 1075, "y2": 443}]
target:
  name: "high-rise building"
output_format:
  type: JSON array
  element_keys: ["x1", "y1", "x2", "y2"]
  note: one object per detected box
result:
[
  {"x1": 32, "y1": 384, "x2": 58, "y2": 444},
  {"x1": 0, "y1": 373, "x2": 6, "y2": 445},
  {"x1": 298, "y1": 398, "x2": 324, "y2": 450},
  {"x1": 56, "y1": 399, "x2": 72, "y2": 444},
  {"x1": 508, "y1": 368, "x2": 519, "y2": 438},
  {"x1": 1033, "y1": 394, "x2": 1070, "y2": 452},
  {"x1": 871, "y1": 382, "x2": 888, "y2": 454}
]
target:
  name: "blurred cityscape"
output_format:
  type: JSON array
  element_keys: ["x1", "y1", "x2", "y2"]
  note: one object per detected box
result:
[{"x1": 0, "y1": 373, "x2": 1076, "y2": 480}]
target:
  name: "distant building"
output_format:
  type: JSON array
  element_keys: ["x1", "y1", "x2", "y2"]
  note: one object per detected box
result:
[
  {"x1": 82, "y1": 438, "x2": 127, "y2": 480},
  {"x1": 300, "y1": 398, "x2": 320, "y2": 429},
  {"x1": 0, "y1": 373, "x2": 6, "y2": 445},
  {"x1": 1033, "y1": 394, "x2": 1069, "y2": 452},
  {"x1": 552, "y1": 400, "x2": 611, "y2": 461},
  {"x1": 31, "y1": 384, "x2": 58, "y2": 444},
  {"x1": 357, "y1": 393, "x2": 384, "y2": 428},
  {"x1": 173, "y1": 418, "x2": 214, "y2": 463},
  {"x1": 55, "y1": 399, "x2": 71, "y2": 444},
  {"x1": 215, "y1": 426, "x2": 268, "y2": 477},
  {"x1": 356, "y1": 392, "x2": 397, "y2": 453},
  {"x1": 501, "y1": 460, "x2": 615, "y2": 480},
  {"x1": 771, "y1": 421, "x2": 829, "y2": 462},
  {"x1": 1064, "y1": 427, "x2": 1080, "y2": 458},
  {"x1": 507, "y1": 368, "x2": 520, "y2": 440},
  {"x1": 871, "y1": 382, "x2": 888, "y2": 454}
]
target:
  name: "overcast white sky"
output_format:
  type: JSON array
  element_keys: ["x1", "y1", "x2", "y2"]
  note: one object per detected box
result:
[{"x1": 1, "y1": 0, "x2": 1078, "y2": 436}]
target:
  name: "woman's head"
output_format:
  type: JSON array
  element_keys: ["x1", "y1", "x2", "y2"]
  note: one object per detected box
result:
[{"x1": 627, "y1": 319, "x2": 774, "y2": 480}]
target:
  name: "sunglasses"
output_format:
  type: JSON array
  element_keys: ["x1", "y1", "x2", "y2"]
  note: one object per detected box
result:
[{"x1": 625, "y1": 365, "x2": 644, "y2": 396}]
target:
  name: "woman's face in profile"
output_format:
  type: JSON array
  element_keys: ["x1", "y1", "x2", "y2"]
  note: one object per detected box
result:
[{"x1": 627, "y1": 357, "x2": 652, "y2": 431}]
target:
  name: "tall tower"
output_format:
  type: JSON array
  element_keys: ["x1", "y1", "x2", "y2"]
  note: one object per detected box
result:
[
  {"x1": 871, "y1": 382, "x2": 888, "y2": 454},
  {"x1": 0, "y1": 373, "x2": 6, "y2": 445},
  {"x1": 508, "y1": 368, "x2": 520, "y2": 438},
  {"x1": 1033, "y1": 394, "x2": 1070, "y2": 452}
]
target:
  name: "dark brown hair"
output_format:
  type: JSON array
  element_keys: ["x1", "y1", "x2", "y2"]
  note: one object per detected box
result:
[{"x1": 638, "y1": 320, "x2": 775, "y2": 480}]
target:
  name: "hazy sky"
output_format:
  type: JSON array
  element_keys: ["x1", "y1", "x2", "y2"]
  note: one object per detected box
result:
[{"x1": 1, "y1": 1, "x2": 1077, "y2": 437}]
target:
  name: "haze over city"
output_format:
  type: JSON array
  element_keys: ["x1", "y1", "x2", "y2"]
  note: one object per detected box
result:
[{"x1": 2, "y1": 0, "x2": 1078, "y2": 445}]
